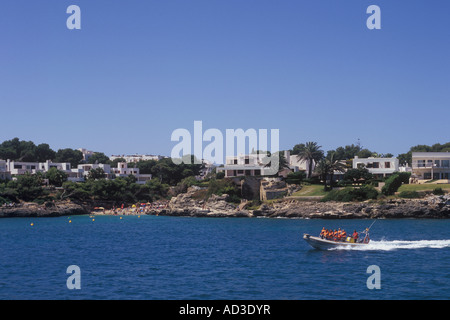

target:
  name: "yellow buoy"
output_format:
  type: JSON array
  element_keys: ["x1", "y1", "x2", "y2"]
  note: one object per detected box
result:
[
  {"x1": 92, "y1": 218, "x2": 95, "y2": 222},
  {"x1": 30, "y1": 222, "x2": 34, "y2": 226},
  {"x1": 69, "y1": 220, "x2": 72, "y2": 223},
  {"x1": 120, "y1": 217, "x2": 122, "y2": 220}
]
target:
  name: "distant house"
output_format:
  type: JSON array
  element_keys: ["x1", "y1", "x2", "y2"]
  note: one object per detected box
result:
[
  {"x1": 111, "y1": 162, "x2": 152, "y2": 184},
  {"x1": 0, "y1": 160, "x2": 11, "y2": 180},
  {"x1": 0, "y1": 157, "x2": 154, "y2": 185},
  {"x1": 110, "y1": 154, "x2": 164, "y2": 163},
  {"x1": 411, "y1": 152, "x2": 450, "y2": 182},
  {"x1": 40, "y1": 160, "x2": 71, "y2": 172},
  {"x1": 352, "y1": 156, "x2": 399, "y2": 179},
  {"x1": 216, "y1": 154, "x2": 266, "y2": 178},
  {"x1": 217, "y1": 151, "x2": 307, "y2": 178},
  {"x1": 5, "y1": 160, "x2": 40, "y2": 175},
  {"x1": 284, "y1": 150, "x2": 313, "y2": 177},
  {"x1": 78, "y1": 148, "x2": 95, "y2": 162},
  {"x1": 75, "y1": 163, "x2": 112, "y2": 180}
]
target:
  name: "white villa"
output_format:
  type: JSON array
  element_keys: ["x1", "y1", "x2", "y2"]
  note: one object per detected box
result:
[
  {"x1": 217, "y1": 151, "x2": 311, "y2": 178},
  {"x1": 111, "y1": 162, "x2": 152, "y2": 184},
  {"x1": 217, "y1": 153, "x2": 269, "y2": 178},
  {"x1": 352, "y1": 156, "x2": 399, "y2": 179},
  {"x1": 411, "y1": 152, "x2": 450, "y2": 183}
]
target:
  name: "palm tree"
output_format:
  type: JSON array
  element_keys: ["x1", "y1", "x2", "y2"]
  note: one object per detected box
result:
[
  {"x1": 297, "y1": 141, "x2": 324, "y2": 178},
  {"x1": 326, "y1": 151, "x2": 347, "y2": 188},
  {"x1": 315, "y1": 151, "x2": 347, "y2": 190}
]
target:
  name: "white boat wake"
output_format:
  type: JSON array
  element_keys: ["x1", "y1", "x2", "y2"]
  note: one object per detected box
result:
[{"x1": 331, "y1": 239, "x2": 450, "y2": 251}]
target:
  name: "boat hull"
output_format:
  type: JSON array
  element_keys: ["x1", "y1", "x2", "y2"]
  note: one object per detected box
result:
[{"x1": 303, "y1": 234, "x2": 368, "y2": 250}]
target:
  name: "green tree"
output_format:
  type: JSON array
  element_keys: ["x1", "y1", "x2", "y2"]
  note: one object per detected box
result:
[
  {"x1": 146, "y1": 178, "x2": 169, "y2": 200},
  {"x1": 55, "y1": 148, "x2": 83, "y2": 167},
  {"x1": 110, "y1": 157, "x2": 127, "y2": 168},
  {"x1": 8, "y1": 172, "x2": 45, "y2": 201},
  {"x1": 343, "y1": 167, "x2": 373, "y2": 184},
  {"x1": 45, "y1": 167, "x2": 68, "y2": 187},
  {"x1": 87, "y1": 167, "x2": 106, "y2": 180},
  {"x1": 315, "y1": 152, "x2": 346, "y2": 190},
  {"x1": 356, "y1": 148, "x2": 375, "y2": 158},
  {"x1": 35, "y1": 143, "x2": 56, "y2": 162},
  {"x1": 0, "y1": 138, "x2": 37, "y2": 161},
  {"x1": 332, "y1": 144, "x2": 362, "y2": 160},
  {"x1": 87, "y1": 152, "x2": 111, "y2": 164}
]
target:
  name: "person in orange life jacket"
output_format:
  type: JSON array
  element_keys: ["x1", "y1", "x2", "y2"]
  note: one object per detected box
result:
[
  {"x1": 320, "y1": 227, "x2": 326, "y2": 238},
  {"x1": 341, "y1": 229, "x2": 347, "y2": 241},
  {"x1": 352, "y1": 230, "x2": 359, "y2": 242},
  {"x1": 337, "y1": 228, "x2": 343, "y2": 241}
]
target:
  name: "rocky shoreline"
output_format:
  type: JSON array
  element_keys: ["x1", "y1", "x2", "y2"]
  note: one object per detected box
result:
[
  {"x1": 157, "y1": 188, "x2": 450, "y2": 219},
  {"x1": 1, "y1": 193, "x2": 450, "y2": 219},
  {"x1": 0, "y1": 200, "x2": 90, "y2": 218}
]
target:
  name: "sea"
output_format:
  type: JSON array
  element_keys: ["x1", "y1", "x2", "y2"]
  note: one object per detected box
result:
[{"x1": 0, "y1": 215, "x2": 449, "y2": 300}]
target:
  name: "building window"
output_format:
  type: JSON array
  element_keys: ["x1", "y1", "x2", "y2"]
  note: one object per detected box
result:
[
  {"x1": 245, "y1": 158, "x2": 250, "y2": 165},
  {"x1": 417, "y1": 160, "x2": 425, "y2": 167},
  {"x1": 424, "y1": 172, "x2": 431, "y2": 179},
  {"x1": 233, "y1": 159, "x2": 238, "y2": 165},
  {"x1": 442, "y1": 160, "x2": 449, "y2": 168},
  {"x1": 435, "y1": 160, "x2": 440, "y2": 167},
  {"x1": 427, "y1": 160, "x2": 433, "y2": 167},
  {"x1": 372, "y1": 162, "x2": 379, "y2": 168},
  {"x1": 254, "y1": 169, "x2": 261, "y2": 175},
  {"x1": 237, "y1": 170, "x2": 244, "y2": 174},
  {"x1": 385, "y1": 162, "x2": 390, "y2": 168}
]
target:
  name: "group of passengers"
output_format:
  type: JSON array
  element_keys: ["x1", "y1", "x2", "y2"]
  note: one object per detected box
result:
[{"x1": 319, "y1": 227, "x2": 359, "y2": 242}]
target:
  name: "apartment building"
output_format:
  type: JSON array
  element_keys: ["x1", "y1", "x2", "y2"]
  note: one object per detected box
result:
[{"x1": 411, "y1": 152, "x2": 450, "y2": 182}]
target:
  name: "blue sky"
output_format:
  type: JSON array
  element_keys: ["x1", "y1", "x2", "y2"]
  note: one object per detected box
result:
[{"x1": 1, "y1": 0, "x2": 449, "y2": 158}]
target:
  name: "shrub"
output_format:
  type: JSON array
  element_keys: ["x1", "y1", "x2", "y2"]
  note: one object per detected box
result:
[
  {"x1": 399, "y1": 190, "x2": 420, "y2": 198},
  {"x1": 433, "y1": 187, "x2": 445, "y2": 195},
  {"x1": 322, "y1": 185, "x2": 379, "y2": 202},
  {"x1": 343, "y1": 167, "x2": 373, "y2": 184},
  {"x1": 397, "y1": 172, "x2": 411, "y2": 184},
  {"x1": 0, "y1": 196, "x2": 8, "y2": 205},
  {"x1": 216, "y1": 171, "x2": 225, "y2": 179},
  {"x1": 382, "y1": 173, "x2": 403, "y2": 196},
  {"x1": 285, "y1": 171, "x2": 306, "y2": 185},
  {"x1": 207, "y1": 178, "x2": 241, "y2": 201}
]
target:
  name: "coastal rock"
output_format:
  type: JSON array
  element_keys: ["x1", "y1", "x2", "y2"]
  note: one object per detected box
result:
[
  {"x1": 164, "y1": 187, "x2": 249, "y2": 217},
  {"x1": 0, "y1": 200, "x2": 90, "y2": 218},
  {"x1": 164, "y1": 191, "x2": 450, "y2": 219}
]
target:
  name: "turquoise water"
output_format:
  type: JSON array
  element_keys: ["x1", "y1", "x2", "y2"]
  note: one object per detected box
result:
[{"x1": 0, "y1": 216, "x2": 449, "y2": 300}]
